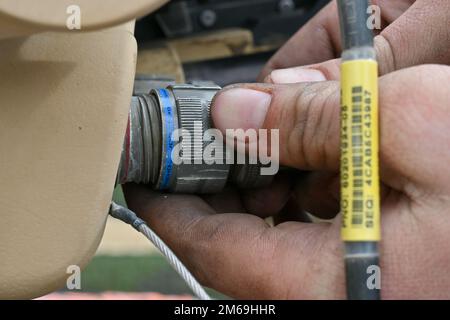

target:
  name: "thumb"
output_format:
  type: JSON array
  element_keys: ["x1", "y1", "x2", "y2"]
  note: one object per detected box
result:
[{"x1": 212, "y1": 81, "x2": 341, "y2": 171}]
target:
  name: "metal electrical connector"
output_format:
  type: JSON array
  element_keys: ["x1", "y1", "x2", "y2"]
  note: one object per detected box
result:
[
  {"x1": 113, "y1": 82, "x2": 274, "y2": 299},
  {"x1": 338, "y1": 0, "x2": 381, "y2": 300},
  {"x1": 117, "y1": 83, "x2": 274, "y2": 193}
]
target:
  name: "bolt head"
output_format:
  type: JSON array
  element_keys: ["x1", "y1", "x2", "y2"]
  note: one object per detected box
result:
[
  {"x1": 200, "y1": 9, "x2": 217, "y2": 28},
  {"x1": 278, "y1": 0, "x2": 295, "y2": 13}
]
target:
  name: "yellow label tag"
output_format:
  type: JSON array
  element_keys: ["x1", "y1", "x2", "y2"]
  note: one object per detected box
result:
[{"x1": 340, "y1": 60, "x2": 380, "y2": 242}]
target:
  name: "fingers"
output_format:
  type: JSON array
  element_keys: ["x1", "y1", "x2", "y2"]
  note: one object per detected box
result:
[
  {"x1": 262, "y1": 0, "x2": 450, "y2": 84},
  {"x1": 259, "y1": 0, "x2": 414, "y2": 80},
  {"x1": 212, "y1": 81, "x2": 341, "y2": 171},
  {"x1": 204, "y1": 188, "x2": 285, "y2": 217},
  {"x1": 265, "y1": 59, "x2": 341, "y2": 83},
  {"x1": 258, "y1": 1, "x2": 341, "y2": 81},
  {"x1": 376, "y1": 64, "x2": 450, "y2": 194},
  {"x1": 372, "y1": 0, "x2": 416, "y2": 23},
  {"x1": 376, "y1": 0, "x2": 450, "y2": 75},
  {"x1": 213, "y1": 64, "x2": 450, "y2": 196},
  {"x1": 206, "y1": 171, "x2": 339, "y2": 221},
  {"x1": 122, "y1": 65, "x2": 450, "y2": 300},
  {"x1": 207, "y1": 173, "x2": 296, "y2": 219},
  {"x1": 123, "y1": 184, "x2": 214, "y2": 229},
  {"x1": 294, "y1": 171, "x2": 340, "y2": 220},
  {"x1": 123, "y1": 184, "x2": 344, "y2": 299},
  {"x1": 202, "y1": 187, "x2": 247, "y2": 213},
  {"x1": 240, "y1": 172, "x2": 294, "y2": 218},
  {"x1": 273, "y1": 196, "x2": 312, "y2": 224}
]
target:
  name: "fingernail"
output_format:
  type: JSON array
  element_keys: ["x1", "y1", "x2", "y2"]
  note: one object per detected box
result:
[
  {"x1": 212, "y1": 88, "x2": 271, "y2": 131},
  {"x1": 270, "y1": 67, "x2": 326, "y2": 84}
]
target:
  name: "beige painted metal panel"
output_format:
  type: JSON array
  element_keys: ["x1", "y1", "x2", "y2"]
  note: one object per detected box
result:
[
  {"x1": 0, "y1": 24, "x2": 137, "y2": 299},
  {"x1": 0, "y1": 0, "x2": 167, "y2": 37}
]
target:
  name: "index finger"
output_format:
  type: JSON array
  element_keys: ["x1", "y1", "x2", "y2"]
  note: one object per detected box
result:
[{"x1": 258, "y1": 0, "x2": 341, "y2": 80}]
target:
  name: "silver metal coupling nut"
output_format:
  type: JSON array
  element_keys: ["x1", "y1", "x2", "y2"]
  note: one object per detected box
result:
[{"x1": 117, "y1": 83, "x2": 274, "y2": 194}]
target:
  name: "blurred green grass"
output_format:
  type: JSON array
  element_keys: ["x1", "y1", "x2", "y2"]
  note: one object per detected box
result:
[
  {"x1": 78, "y1": 255, "x2": 226, "y2": 299},
  {"x1": 112, "y1": 186, "x2": 127, "y2": 207}
]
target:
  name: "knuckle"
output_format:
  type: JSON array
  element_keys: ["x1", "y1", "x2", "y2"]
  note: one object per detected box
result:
[
  {"x1": 375, "y1": 34, "x2": 397, "y2": 74},
  {"x1": 282, "y1": 82, "x2": 339, "y2": 169}
]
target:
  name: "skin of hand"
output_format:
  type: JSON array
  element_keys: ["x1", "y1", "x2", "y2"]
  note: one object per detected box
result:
[
  {"x1": 259, "y1": 0, "x2": 450, "y2": 83},
  {"x1": 124, "y1": 64, "x2": 450, "y2": 299},
  {"x1": 124, "y1": 0, "x2": 450, "y2": 299}
]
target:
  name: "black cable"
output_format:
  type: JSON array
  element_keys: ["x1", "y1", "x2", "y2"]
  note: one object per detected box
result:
[
  {"x1": 337, "y1": 0, "x2": 374, "y2": 50},
  {"x1": 337, "y1": 0, "x2": 381, "y2": 300},
  {"x1": 345, "y1": 242, "x2": 380, "y2": 300}
]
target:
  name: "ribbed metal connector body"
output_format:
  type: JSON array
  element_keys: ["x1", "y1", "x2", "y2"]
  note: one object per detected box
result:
[
  {"x1": 117, "y1": 83, "x2": 273, "y2": 194},
  {"x1": 168, "y1": 85, "x2": 230, "y2": 193}
]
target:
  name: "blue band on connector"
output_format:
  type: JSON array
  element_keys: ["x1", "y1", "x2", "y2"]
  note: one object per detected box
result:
[{"x1": 158, "y1": 89, "x2": 175, "y2": 190}]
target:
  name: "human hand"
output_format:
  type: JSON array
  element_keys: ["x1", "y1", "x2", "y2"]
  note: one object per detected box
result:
[
  {"x1": 124, "y1": 65, "x2": 450, "y2": 299},
  {"x1": 259, "y1": 0, "x2": 450, "y2": 83}
]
